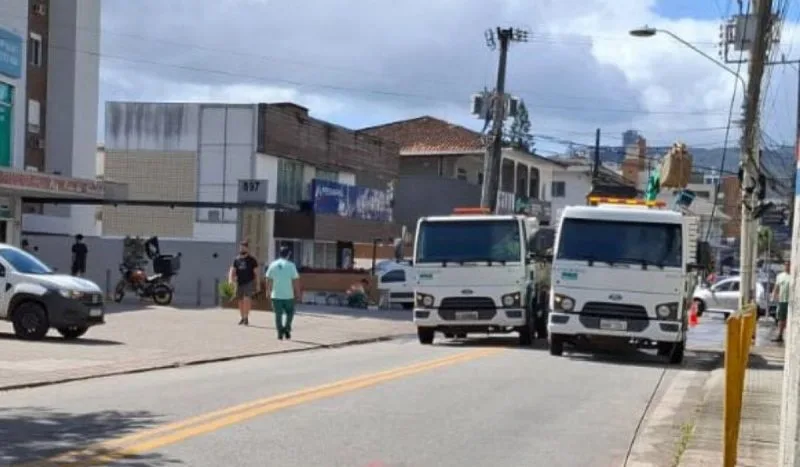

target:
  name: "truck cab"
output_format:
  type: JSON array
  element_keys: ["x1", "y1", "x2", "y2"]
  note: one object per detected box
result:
[
  {"x1": 412, "y1": 207, "x2": 548, "y2": 346},
  {"x1": 547, "y1": 197, "x2": 701, "y2": 364}
]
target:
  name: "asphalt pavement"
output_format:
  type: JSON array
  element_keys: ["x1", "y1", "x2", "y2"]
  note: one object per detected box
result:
[{"x1": 1, "y1": 314, "x2": 741, "y2": 467}]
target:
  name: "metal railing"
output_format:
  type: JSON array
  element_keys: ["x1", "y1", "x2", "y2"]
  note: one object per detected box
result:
[{"x1": 723, "y1": 303, "x2": 757, "y2": 467}]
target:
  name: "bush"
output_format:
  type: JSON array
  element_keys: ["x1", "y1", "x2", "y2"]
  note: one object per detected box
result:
[{"x1": 218, "y1": 281, "x2": 235, "y2": 302}]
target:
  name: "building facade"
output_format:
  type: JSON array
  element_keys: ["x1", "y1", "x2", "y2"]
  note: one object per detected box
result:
[
  {"x1": 362, "y1": 116, "x2": 563, "y2": 229},
  {"x1": 101, "y1": 101, "x2": 401, "y2": 267},
  {"x1": 0, "y1": 0, "x2": 104, "y2": 246}
]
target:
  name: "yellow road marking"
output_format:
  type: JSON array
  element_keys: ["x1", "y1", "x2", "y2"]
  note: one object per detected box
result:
[{"x1": 24, "y1": 347, "x2": 502, "y2": 466}]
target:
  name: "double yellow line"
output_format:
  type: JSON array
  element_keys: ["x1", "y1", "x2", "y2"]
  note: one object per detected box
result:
[{"x1": 22, "y1": 347, "x2": 502, "y2": 466}]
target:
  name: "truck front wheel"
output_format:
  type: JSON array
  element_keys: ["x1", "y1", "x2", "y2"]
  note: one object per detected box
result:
[
  {"x1": 12, "y1": 301, "x2": 49, "y2": 341},
  {"x1": 549, "y1": 334, "x2": 565, "y2": 356},
  {"x1": 417, "y1": 327, "x2": 435, "y2": 345}
]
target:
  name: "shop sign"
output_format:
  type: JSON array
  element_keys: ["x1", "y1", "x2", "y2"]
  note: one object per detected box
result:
[
  {"x1": 0, "y1": 28, "x2": 22, "y2": 79},
  {"x1": 0, "y1": 170, "x2": 105, "y2": 196},
  {"x1": 310, "y1": 179, "x2": 392, "y2": 222}
]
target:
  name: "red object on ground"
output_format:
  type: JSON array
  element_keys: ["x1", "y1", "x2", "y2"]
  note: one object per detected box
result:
[{"x1": 688, "y1": 301, "x2": 699, "y2": 327}]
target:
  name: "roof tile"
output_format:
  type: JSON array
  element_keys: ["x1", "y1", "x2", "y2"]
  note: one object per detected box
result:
[{"x1": 360, "y1": 116, "x2": 485, "y2": 154}]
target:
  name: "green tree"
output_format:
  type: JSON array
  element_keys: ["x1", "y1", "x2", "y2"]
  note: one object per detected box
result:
[{"x1": 505, "y1": 99, "x2": 534, "y2": 152}]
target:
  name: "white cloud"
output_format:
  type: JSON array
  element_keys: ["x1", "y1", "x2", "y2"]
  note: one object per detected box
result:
[{"x1": 97, "y1": 0, "x2": 800, "y2": 152}]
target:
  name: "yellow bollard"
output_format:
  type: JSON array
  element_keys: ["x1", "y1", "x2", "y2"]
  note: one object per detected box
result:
[{"x1": 722, "y1": 304, "x2": 757, "y2": 467}]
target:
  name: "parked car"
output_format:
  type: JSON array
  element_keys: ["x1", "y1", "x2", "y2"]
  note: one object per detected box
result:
[
  {"x1": 692, "y1": 276, "x2": 768, "y2": 318},
  {"x1": 375, "y1": 263, "x2": 416, "y2": 309}
]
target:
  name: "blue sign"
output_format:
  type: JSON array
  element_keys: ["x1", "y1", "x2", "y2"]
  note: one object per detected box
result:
[
  {"x1": 0, "y1": 28, "x2": 22, "y2": 79},
  {"x1": 310, "y1": 179, "x2": 392, "y2": 222}
]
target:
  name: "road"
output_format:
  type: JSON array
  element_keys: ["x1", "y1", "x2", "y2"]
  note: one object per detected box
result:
[{"x1": 0, "y1": 315, "x2": 760, "y2": 467}]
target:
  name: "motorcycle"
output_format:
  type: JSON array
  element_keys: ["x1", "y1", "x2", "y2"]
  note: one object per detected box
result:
[
  {"x1": 113, "y1": 264, "x2": 175, "y2": 305},
  {"x1": 113, "y1": 236, "x2": 181, "y2": 306}
]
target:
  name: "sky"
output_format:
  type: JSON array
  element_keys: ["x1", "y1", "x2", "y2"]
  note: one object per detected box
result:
[{"x1": 96, "y1": 0, "x2": 800, "y2": 158}]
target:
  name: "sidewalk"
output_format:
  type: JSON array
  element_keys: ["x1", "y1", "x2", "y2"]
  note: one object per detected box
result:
[
  {"x1": 0, "y1": 304, "x2": 414, "y2": 391},
  {"x1": 679, "y1": 343, "x2": 784, "y2": 466}
]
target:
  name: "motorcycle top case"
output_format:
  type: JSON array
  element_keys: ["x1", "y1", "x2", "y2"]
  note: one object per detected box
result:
[{"x1": 153, "y1": 254, "x2": 181, "y2": 275}]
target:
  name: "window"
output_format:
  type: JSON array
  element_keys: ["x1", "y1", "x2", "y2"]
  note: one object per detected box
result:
[
  {"x1": 313, "y1": 242, "x2": 337, "y2": 269},
  {"x1": 529, "y1": 167, "x2": 540, "y2": 199},
  {"x1": 500, "y1": 159, "x2": 515, "y2": 192},
  {"x1": 315, "y1": 168, "x2": 338, "y2": 182},
  {"x1": 28, "y1": 33, "x2": 42, "y2": 67},
  {"x1": 276, "y1": 158, "x2": 305, "y2": 206},
  {"x1": 275, "y1": 240, "x2": 306, "y2": 266},
  {"x1": 380, "y1": 269, "x2": 406, "y2": 283},
  {"x1": 557, "y1": 218, "x2": 682, "y2": 268},
  {"x1": 551, "y1": 181, "x2": 566, "y2": 198},
  {"x1": 0, "y1": 248, "x2": 52, "y2": 274},
  {"x1": 516, "y1": 165, "x2": 529, "y2": 197},
  {"x1": 477, "y1": 171, "x2": 484, "y2": 185},
  {"x1": 27, "y1": 99, "x2": 40, "y2": 133},
  {"x1": 415, "y1": 219, "x2": 522, "y2": 264},
  {"x1": 456, "y1": 167, "x2": 467, "y2": 181}
]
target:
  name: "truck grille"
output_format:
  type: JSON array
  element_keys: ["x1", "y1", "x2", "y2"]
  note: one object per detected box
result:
[
  {"x1": 439, "y1": 297, "x2": 496, "y2": 310},
  {"x1": 438, "y1": 297, "x2": 497, "y2": 321},
  {"x1": 581, "y1": 302, "x2": 648, "y2": 319}
]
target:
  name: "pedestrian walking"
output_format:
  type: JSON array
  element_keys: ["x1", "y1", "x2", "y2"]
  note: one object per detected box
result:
[
  {"x1": 71, "y1": 234, "x2": 88, "y2": 277},
  {"x1": 265, "y1": 246, "x2": 301, "y2": 340},
  {"x1": 228, "y1": 241, "x2": 259, "y2": 326},
  {"x1": 771, "y1": 261, "x2": 791, "y2": 343}
]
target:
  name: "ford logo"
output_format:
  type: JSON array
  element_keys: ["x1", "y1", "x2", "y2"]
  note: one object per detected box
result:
[
  {"x1": 609, "y1": 293, "x2": 623, "y2": 301},
  {"x1": 461, "y1": 289, "x2": 474, "y2": 295}
]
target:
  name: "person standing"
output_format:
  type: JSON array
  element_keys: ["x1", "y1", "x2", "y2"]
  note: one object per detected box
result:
[
  {"x1": 71, "y1": 234, "x2": 88, "y2": 277},
  {"x1": 265, "y1": 246, "x2": 301, "y2": 340},
  {"x1": 228, "y1": 241, "x2": 259, "y2": 326},
  {"x1": 772, "y1": 261, "x2": 792, "y2": 343}
]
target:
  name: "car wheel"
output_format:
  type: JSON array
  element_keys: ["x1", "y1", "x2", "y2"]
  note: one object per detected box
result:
[
  {"x1": 12, "y1": 301, "x2": 49, "y2": 341},
  {"x1": 58, "y1": 326, "x2": 88, "y2": 340},
  {"x1": 693, "y1": 299, "x2": 705, "y2": 317}
]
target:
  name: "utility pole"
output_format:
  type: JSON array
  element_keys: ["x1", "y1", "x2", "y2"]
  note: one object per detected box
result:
[
  {"x1": 479, "y1": 27, "x2": 528, "y2": 212},
  {"x1": 592, "y1": 128, "x2": 600, "y2": 182},
  {"x1": 738, "y1": 0, "x2": 772, "y2": 309}
]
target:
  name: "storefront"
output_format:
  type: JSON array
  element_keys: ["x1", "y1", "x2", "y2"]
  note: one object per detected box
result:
[
  {"x1": 0, "y1": 169, "x2": 114, "y2": 246},
  {"x1": 271, "y1": 178, "x2": 401, "y2": 269}
]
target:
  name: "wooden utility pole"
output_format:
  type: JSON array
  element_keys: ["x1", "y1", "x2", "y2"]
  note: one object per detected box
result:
[{"x1": 738, "y1": 0, "x2": 772, "y2": 309}]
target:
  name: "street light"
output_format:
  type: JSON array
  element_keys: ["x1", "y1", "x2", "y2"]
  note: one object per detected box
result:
[{"x1": 629, "y1": 25, "x2": 747, "y2": 90}]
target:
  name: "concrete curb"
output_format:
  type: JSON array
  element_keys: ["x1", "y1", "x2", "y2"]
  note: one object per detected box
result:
[{"x1": 0, "y1": 334, "x2": 412, "y2": 393}]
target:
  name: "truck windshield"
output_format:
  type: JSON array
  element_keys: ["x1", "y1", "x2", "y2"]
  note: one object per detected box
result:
[
  {"x1": 557, "y1": 218, "x2": 682, "y2": 268},
  {"x1": 416, "y1": 219, "x2": 522, "y2": 264},
  {"x1": 0, "y1": 248, "x2": 54, "y2": 274}
]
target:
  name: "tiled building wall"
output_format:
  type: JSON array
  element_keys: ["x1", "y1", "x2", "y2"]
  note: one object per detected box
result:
[{"x1": 102, "y1": 151, "x2": 197, "y2": 237}]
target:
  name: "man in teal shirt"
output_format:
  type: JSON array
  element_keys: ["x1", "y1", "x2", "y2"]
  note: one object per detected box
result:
[
  {"x1": 772, "y1": 261, "x2": 792, "y2": 343},
  {"x1": 265, "y1": 247, "x2": 301, "y2": 340}
]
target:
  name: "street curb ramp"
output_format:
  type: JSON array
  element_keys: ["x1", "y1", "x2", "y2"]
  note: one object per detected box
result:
[{"x1": 0, "y1": 334, "x2": 412, "y2": 393}]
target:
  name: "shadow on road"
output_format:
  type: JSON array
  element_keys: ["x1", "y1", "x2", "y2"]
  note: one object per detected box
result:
[
  {"x1": 0, "y1": 331, "x2": 123, "y2": 346},
  {"x1": 0, "y1": 407, "x2": 182, "y2": 466},
  {"x1": 435, "y1": 335, "x2": 548, "y2": 351},
  {"x1": 563, "y1": 346, "x2": 723, "y2": 370}
]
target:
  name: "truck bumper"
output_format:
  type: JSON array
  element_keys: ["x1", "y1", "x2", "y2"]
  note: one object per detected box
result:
[
  {"x1": 548, "y1": 311, "x2": 683, "y2": 343},
  {"x1": 413, "y1": 308, "x2": 527, "y2": 331}
]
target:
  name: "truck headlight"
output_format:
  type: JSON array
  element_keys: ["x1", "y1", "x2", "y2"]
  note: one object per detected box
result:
[
  {"x1": 501, "y1": 292, "x2": 521, "y2": 307},
  {"x1": 554, "y1": 294, "x2": 574, "y2": 311},
  {"x1": 57, "y1": 289, "x2": 83, "y2": 299},
  {"x1": 416, "y1": 293, "x2": 434, "y2": 308},
  {"x1": 656, "y1": 302, "x2": 679, "y2": 320}
]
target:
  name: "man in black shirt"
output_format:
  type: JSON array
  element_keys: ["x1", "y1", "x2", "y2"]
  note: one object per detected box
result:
[
  {"x1": 71, "y1": 234, "x2": 88, "y2": 277},
  {"x1": 228, "y1": 241, "x2": 259, "y2": 326}
]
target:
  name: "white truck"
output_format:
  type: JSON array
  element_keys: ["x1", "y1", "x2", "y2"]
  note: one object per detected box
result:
[
  {"x1": 412, "y1": 207, "x2": 550, "y2": 346},
  {"x1": 546, "y1": 197, "x2": 702, "y2": 364}
]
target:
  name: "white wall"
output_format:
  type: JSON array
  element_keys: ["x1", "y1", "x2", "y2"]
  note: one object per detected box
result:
[
  {"x1": 196, "y1": 105, "x2": 256, "y2": 228},
  {"x1": 500, "y1": 149, "x2": 558, "y2": 200},
  {"x1": 0, "y1": 1, "x2": 27, "y2": 171},
  {"x1": 105, "y1": 102, "x2": 200, "y2": 151},
  {"x1": 552, "y1": 169, "x2": 592, "y2": 220}
]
